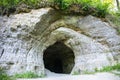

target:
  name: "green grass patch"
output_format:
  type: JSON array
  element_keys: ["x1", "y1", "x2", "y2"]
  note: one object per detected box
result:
[
  {"x1": 95, "y1": 63, "x2": 120, "y2": 72},
  {"x1": 73, "y1": 63, "x2": 120, "y2": 75},
  {"x1": 0, "y1": 67, "x2": 15, "y2": 80},
  {"x1": 72, "y1": 71, "x2": 80, "y2": 75},
  {"x1": 14, "y1": 71, "x2": 45, "y2": 78}
]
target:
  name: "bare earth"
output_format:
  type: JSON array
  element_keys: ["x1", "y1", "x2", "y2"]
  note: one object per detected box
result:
[{"x1": 17, "y1": 70, "x2": 120, "y2": 80}]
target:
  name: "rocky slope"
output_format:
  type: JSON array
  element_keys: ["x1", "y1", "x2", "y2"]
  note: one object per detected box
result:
[{"x1": 0, "y1": 8, "x2": 120, "y2": 76}]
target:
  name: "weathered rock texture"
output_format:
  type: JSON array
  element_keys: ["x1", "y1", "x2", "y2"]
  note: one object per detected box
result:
[{"x1": 0, "y1": 8, "x2": 120, "y2": 76}]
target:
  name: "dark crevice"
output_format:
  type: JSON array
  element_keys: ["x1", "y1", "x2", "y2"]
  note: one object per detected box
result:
[{"x1": 0, "y1": 49, "x2": 4, "y2": 58}]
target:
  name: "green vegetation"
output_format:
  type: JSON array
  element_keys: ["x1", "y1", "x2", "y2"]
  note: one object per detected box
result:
[
  {"x1": 0, "y1": 67, "x2": 15, "y2": 80},
  {"x1": 98, "y1": 63, "x2": 120, "y2": 72},
  {"x1": 72, "y1": 71, "x2": 80, "y2": 75},
  {"x1": 82, "y1": 70, "x2": 95, "y2": 74},
  {"x1": 14, "y1": 71, "x2": 45, "y2": 78},
  {"x1": 53, "y1": 0, "x2": 110, "y2": 17},
  {"x1": 0, "y1": 0, "x2": 42, "y2": 8},
  {"x1": 0, "y1": 67, "x2": 45, "y2": 79},
  {"x1": 0, "y1": 0, "x2": 44, "y2": 15},
  {"x1": 73, "y1": 63, "x2": 120, "y2": 75},
  {"x1": 106, "y1": 11, "x2": 120, "y2": 33},
  {"x1": 0, "y1": 0, "x2": 110, "y2": 17}
]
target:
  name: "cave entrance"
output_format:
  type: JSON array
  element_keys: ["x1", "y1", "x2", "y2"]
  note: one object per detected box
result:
[{"x1": 43, "y1": 42, "x2": 75, "y2": 74}]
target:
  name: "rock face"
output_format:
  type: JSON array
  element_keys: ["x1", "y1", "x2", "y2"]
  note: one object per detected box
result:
[{"x1": 0, "y1": 8, "x2": 120, "y2": 76}]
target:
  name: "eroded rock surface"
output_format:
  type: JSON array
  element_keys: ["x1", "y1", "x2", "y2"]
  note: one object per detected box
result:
[{"x1": 0, "y1": 8, "x2": 120, "y2": 76}]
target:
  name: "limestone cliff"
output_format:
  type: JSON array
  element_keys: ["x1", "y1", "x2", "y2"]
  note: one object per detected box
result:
[{"x1": 0, "y1": 8, "x2": 120, "y2": 76}]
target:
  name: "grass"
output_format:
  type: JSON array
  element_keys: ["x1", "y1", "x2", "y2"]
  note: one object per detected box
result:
[
  {"x1": 99, "y1": 63, "x2": 120, "y2": 72},
  {"x1": 0, "y1": 67, "x2": 45, "y2": 79},
  {"x1": 72, "y1": 71, "x2": 80, "y2": 75},
  {"x1": 14, "y1": 71, "x2": 45, "y2": 78},
  {"x1": 98, "y1": 63, "x2": 120, "y2": 76},
  {"x1": 73, "y1": 63, "x2": 120, "y2": 75},
  {"x1": 0, "y1": 67, "x2": 15, "y2": 80},
  {"x1": 0, "y1": 71, "x2": 45, "y2": 79}
]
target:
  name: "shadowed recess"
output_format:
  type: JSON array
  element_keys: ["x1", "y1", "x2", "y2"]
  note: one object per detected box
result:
[{"x1": 43, "y1": 42, "x2": 75, "y2": 74}]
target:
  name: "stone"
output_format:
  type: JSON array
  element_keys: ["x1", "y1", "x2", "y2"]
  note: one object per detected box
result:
[
  {"x1": 77, "y1": 15, "x2": 120, "y2": 62},
  {"x1": 0, "y1": 8, "x2": 120, "y2": 76}
]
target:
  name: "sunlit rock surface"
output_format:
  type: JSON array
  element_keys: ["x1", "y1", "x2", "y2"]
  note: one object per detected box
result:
[{"x1": 0, "y1": 8, "x2": 120, "y2": 75}]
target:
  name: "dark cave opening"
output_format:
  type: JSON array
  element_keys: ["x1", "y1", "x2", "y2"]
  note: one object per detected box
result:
[{"x1": 43, "y1": 42, "x2": 75, "y2": 74}]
